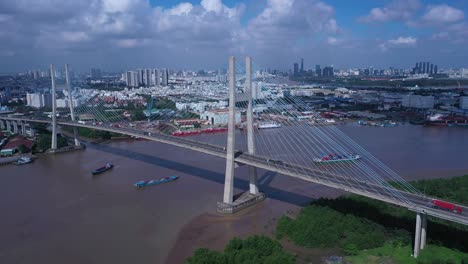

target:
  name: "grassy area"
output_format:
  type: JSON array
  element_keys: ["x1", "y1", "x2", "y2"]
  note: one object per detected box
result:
[
  {"x1": 185, "y1": 235, "x2": 295, "y2": 264},
  {"x1": 348, "y1": 243, "x2": 468, "y2": 264},
  {"x1": 277, "y1": 194, "x2": 468, "y2": 262},
  {"x1": 410, "y1": 175, "x2": 468, "y2": 205}
]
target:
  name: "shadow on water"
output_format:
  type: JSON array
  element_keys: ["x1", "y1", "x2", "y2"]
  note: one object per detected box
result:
[{"x1": 89, "y1": 143, "x2": 312, "y2": 206}]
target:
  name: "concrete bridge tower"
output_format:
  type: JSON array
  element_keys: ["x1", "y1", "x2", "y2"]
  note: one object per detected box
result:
[
  {"x1": 246, "y1": 56, "x2": 259, "y2": 195},
  {"x1": 218, "y1": 56, "x2": 265, "y2": 214},
  {"x1": 50, "y1": 64, "x2": 57, "y2": 151},
  {"x1": 65, "y1": 64, "x2": 80, "y2": 147}
]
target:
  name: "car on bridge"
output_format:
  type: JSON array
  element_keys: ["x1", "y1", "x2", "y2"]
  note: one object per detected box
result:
[{"x1": 266, "y1": 158, "x2": 284, "y2": 165}]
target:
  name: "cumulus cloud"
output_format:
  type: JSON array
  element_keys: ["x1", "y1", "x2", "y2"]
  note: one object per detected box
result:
[
  {"x1": 422, "y1": 4, "x2": 464, "y2": 24},
  {"x1": 246, "y1": 0, "x2": 340, "y2": 48},
  {"x1": 327, "y1": 37, "x2": 342, "y2": 46},
  {"x1": 379, "y1": 36, "x2": 417, "y2": 52},
  {"x1": 359, "y1": 0, "x2": 421, "y2": 23},
  {"x1": 388, "y1": 36, "x2": 417, "y2": 45}
]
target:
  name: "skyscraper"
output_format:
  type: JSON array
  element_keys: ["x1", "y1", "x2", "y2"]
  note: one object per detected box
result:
[
  {"x1": 434, "y1": 65, "x2": 438, "y2": 74},
  {"x1": 152, "y1": 69, "x2": 159, "y2": 86},
  {"x1": 323, "y1": 66, "x2": 334, "y2": 77},
  {"x1": 293, "y1": 63, "x2": 299, "y2": 75},
  {"x1": 430, "y1": 64, "x2": 434, "y2": 75},
  {"x1": 125, "y1": 71, "x2": 132, "y2": 87},
  {"x1": 300, "y1": 58, "x2": 304, "y2": 73},
  {"x1": 315, "y1": 65, "x2": 321, "y2": 76},
  {"x1": 91, "y1": 68, "x2": 102, "y2": 79},
  {"x1": 426, "y1": 62, "x2": 430, "y2": 74},
  {"x1": 161, "y1": 68, "x2": 168, "y2": 86}
]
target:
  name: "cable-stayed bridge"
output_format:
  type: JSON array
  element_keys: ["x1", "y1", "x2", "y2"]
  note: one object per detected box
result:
[{"x1": 1, "y1": 57, "x2": 467, "y2": 258}]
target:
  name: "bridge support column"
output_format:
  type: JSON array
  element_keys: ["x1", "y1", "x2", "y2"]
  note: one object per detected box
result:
[
  {"x1": 65, "y1": 64, "x2": 80, "y2": 147},
  {"x1": 420, "y1": 214, "x2": 427, "y2": 250},
  {"x1": 6, "y1": 120, "x2": 11, "y2": 132},
  {"x1": 21, "y1": 121, "x2": 26, "y2": 136},
  {"x1": 0, "y1": 119, "x2": 5, "y2": 130},
  {"x1": 413, "y1": 213, "x2": 423, "y2": 258},
  {"x1": 50, "y1": 64, "x2": 58, "y2": 151},
  {"x1": 12, "y1": 121, "x2": 18, "y2": 134},
  {"x1": 217, "y1": 56, "x2": 265, "y2": 214},
  {"x1": 246, "y1": 56, "x2": 259, "y2": 195}
]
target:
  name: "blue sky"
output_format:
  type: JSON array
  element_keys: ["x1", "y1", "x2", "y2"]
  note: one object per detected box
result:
[{"x1": 0, "y1": 0, "x2": 468, "y2": 72}]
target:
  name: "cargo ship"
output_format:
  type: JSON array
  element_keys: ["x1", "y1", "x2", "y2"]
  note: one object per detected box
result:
[
  {"x1": 202, "y1": 127, "x2": 228, "y2": 133},
  {"x1": 134, "y1": 175, "x2": 178, "y2": 188},
  {"x1": 92, "y1": 163, "x2": 113, "y2": 175},
  {"x1": 258, "y1": 122, "x2": 281, "y2": 129},
  {"x1": 171, "y1": 130, "x2": 201, "y2": 137},
  {"x1": 313, "y1": 154, "x2": 361, "y2": 163}
]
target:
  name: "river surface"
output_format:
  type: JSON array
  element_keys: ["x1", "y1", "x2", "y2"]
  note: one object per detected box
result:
[{"x1": 0, "y1": 124, "x2": 467, "y2": 263}]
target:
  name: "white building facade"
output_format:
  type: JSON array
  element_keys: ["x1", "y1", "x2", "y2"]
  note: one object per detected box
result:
[
  {"x1": 200, "y1": 109, "x2": 241, "y2": 125},
  {"x1": 402, "y1": 95, "x2": 434, "y2": 109}
]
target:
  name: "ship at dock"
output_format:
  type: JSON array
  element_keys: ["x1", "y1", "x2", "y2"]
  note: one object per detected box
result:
[
  {"x1": 258, "y1": 122, "x2": 281, "y2": 129},
  {"x1": 313, "y1": 154, "x2": 361, "y2": 164}
]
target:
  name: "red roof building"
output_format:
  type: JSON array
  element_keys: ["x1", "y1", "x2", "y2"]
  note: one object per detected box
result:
[{"x1": 3, "y1": 136, "x2": 33, "y2": 150}]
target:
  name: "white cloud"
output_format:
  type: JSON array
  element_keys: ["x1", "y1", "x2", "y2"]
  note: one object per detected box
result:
[
  {"x1": 247, "y1": 0, "x2": 339, "y2": 47},
  {"x1": 379, "y1": 36, "x2": 417, "y2": 52},
  {"x1": 167, "y1": 3, "x2": 193, "y2": 16},
  {"x1": 61, "y1": 31, "x2": 90, "y2": 43},
  {"x1": 388, "y1": 36, "x2": 417, "y2": 45},
  {"x1": 327, "y1": 37, "x2": 342, "y2": 45},
  {"x1": 360, "y1": 0, "x2": 421, "y2": 23},
  {"x1": 422, "y1": 4, "x2": 464, "y2": 24}
]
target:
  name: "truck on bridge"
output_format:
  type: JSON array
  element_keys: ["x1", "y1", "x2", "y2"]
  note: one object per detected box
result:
[{"x1": 432, "y1": 199, "x2": 463, "y2": 214}]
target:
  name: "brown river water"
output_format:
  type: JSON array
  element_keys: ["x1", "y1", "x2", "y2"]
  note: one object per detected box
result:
[{"x1": 0, "y1": 123, "x2": 467, "y2": 263}]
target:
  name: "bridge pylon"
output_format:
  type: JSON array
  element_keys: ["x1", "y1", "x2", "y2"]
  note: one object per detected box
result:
[
  {"x1": 217, "y1": 56, "x2": 265, "y2": 214},
  {"x1": 65, "y1": 64, "x2": 80, "y2": 147},
  {"x1": 50, "y1": 64, "x2": 57, "y2": 151},
  {"x1": 246, "y1": 56, "x2": 259, "y2": 195}
]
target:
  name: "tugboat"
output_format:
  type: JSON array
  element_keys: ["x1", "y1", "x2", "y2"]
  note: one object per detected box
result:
[
  {"x1": 91, "y1": 163, "x2": 113, "y2": 175},
  {"x1": 134, "y1": 175, "x2": 178, "y2": 188},
  {"x1": 15, "y1": 156, "x2": 33, "y2": 165},
  {"x1": 313, "y1": 154, "x2": 361, "y2": 164}
]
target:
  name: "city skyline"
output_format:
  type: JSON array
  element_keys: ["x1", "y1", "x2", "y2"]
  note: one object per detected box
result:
[{"x1": 1, "y1": 0, "x2": 468, "y2": 72}]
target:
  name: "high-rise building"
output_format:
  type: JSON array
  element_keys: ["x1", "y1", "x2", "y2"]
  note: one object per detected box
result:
[
  {"x1": 125, "y1": 71, "x2": 132, "y2": 87},
  {"x1": 300, "y1": 58, "x2": 304, "y2": 73},
  {"x1": 323, "y1": 66, "x2": 334, "y2": 77},
  {"x1": 315, "y1": 65, "x2": 321, "y2": 76},
  {"x1": 152, "y1": 69, "x2": 159, "y2": 86},
  {"x1": 161, "y1": 69, "x2": 169, "y2": 86},
  {"x1": 26, "y1": 93, "x2": 52, "y2": 108},
  {"x1": 143, "y1": 69, "x2": 151, "y2": 87},
  {"x1": 426, "y1": 62, "x2": 430, "y2": 74},
  {"x1": 131, "y1": 71, "x2": 139, "y2": 87},
  {"x1": 293, "y1": 63, "x2": 299, "y2": 75},
  {"x1": 430, "y1": 64, "x2": 434, "y2": 75},
  {"x1": 91, "y1": 68, "x2": 102, "y2": 79},
  {"x1": 434, "y1": 65, "x2": 438, "y2": 74}
]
